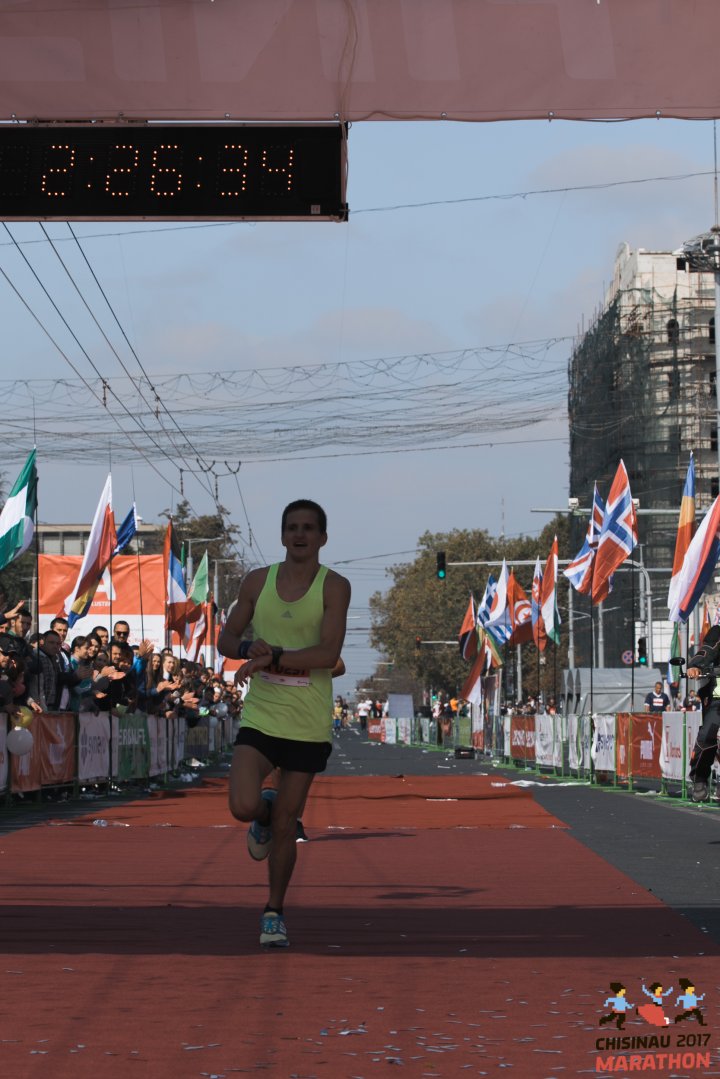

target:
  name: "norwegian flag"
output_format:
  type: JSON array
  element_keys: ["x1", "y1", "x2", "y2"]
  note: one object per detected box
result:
[
  {"x1": 531, "y1": 556, "x2": 547, "y2": 651},
  {"x1": 564, "y1": 483, "x2": 604, "y2": 594},
  {"x1": 507, "y1": 570, "x2": 533, "y2": 645},
  {"x1": 591, "y1": 460, "x2": 638, "y2": 606}
]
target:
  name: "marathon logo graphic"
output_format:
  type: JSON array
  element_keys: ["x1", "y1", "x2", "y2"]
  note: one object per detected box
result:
[
  {"x1": 595, "y1": 978, "x2": 712, "y2": 1074},
  {"x1": 117, "y1": 728, "x2": 145, "y2": 746}
]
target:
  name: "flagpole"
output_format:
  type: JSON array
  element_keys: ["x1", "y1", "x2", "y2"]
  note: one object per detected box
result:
[
  {"x1": 630, "y1": 558, "x2": 636, "y2": 709},
  {"x1": 33, "y1": 448, "x2": 40, "y2": 637},
  {"x1": 589, "y1": 598, "x2": 594, "y2": 714}
]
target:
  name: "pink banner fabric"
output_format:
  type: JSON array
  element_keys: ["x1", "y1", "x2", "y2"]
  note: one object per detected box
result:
[{"x1": 1, "y1": 1, "x2": 720, "y2": 123}]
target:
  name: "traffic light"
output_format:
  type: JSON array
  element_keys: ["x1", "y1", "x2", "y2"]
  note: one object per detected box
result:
[
  {"x1": 637, "y1": 637, "x2": 648, "y2": 665},
  {"x1": 436, "y1": 551, "x2": 447, "y2": 580}
]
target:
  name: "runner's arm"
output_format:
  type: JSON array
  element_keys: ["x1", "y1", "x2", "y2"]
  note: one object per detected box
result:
[{"x1": 217, "y1": 571, "x2": 265, "y2": 659}]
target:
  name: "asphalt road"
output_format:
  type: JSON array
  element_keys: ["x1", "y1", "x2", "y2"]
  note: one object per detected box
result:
[
  {"x1": 326, "y1": 727, "x2": 720, "y2": 947},
  {"x1": 3, "y1": 724, "x2": 720, "y2": 945}
]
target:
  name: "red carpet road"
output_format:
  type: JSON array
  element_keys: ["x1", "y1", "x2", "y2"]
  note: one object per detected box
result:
[{"x1": 0, "y1": 774, "x2": 717, "y2": 1077}]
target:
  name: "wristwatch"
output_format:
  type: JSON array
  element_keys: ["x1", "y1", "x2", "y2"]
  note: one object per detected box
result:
[{"x1": 271, "y1": 646, "x2": 283, "y2": 668}]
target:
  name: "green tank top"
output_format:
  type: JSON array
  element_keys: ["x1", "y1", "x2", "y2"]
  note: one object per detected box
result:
[{"x1": 241, "y1": 562, "x2": 332, "y2": 742}]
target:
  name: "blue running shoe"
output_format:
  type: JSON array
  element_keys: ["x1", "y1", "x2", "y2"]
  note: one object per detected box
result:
[
  {"x1": 260, "y1": 910, "x2": 289, "y2": 948},
  {"x1": 247, "y1": 788, "x2": 276, "y2": 861}
]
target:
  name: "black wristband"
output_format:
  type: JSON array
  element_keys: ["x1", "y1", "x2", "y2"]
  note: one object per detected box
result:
[
  {"x1": 271, "y1": 646, "x2": 283, "y2": 668},
  {"x1": 239, "y1": 639, "x2": 252, "y2": 660}
]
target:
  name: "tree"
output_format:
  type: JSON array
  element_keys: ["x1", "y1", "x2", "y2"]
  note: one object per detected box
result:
[
  {"x1": 369, "y1": 516, "x2": 570, "y2": 702},
  {"x1": 150, "y1": 499, "x2": 246, "y2": 610}
]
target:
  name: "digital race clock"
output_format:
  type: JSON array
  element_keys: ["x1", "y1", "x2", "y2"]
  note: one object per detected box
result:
[{"x1": 0, "y1": 124, "x2": 347, "y2": 221}]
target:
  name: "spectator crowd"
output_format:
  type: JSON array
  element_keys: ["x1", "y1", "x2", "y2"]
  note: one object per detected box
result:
[{"x1": 0, "y1": 590, "x2": 242, "y2": 727}]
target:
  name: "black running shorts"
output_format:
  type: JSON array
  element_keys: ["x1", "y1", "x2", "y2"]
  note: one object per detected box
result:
[{"x1": 234, "y1": 725, "x2": 332, "y2": 774}]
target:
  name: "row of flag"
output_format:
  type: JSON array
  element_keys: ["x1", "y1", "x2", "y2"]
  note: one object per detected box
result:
[
  {"x1": 0, "y1": 452, "x2": 214, "y2": 656},
  {"x1": 457, "y1": 538, "x2": 562, "y2": 704}
]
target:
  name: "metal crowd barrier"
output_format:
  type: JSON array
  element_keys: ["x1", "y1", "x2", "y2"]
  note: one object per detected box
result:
[{"x1": 0, "y1": 710, "x2": 237, "y2": 801}]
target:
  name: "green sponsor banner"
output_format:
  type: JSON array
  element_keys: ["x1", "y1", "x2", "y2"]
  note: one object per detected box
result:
[{"x1": 115, "y1": 713, "x2": 150, "y2": 781}]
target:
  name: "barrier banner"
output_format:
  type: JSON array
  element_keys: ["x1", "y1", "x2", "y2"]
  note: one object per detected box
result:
[
  {"x1": 112, "y1": 712, "x2": 149, "y2": 781},
  {"x1": 567, "y1": 714, "x2": 590, "y2": 771},
  {"x1": 535, "y1": 714, "x2": 554, "y2": 767},
  {"x1": 0, "y1": 717, "x2": 7, "y2": 792},
  {"x1": 509, "y1": 715, "x2": 535, "y2": 763},
  {"x1": 148, "y1": 715, "x2": 168, "y2": 777},
  {"x1": 78, "y1": 712, "x2": 110, "y2": 782},
  {"x1": 661, "y1": 713, "x2": 702, "y2": 781},
  {"x1": 631, "y1": 712, "x2": 662, "y2": 780},
  {"x1": 472, "y1": 727, "x2": 485, "y2": 750},
  {"x1": 11, "y1": 715, "x2": 42, "y2": 792},
  {"x1": 397, "y1": 717, "x2": 411, "y2": 745},
  {"x1": 503, "y1": 715, "x2": 511, "y2": 757},
  {"x1": 381, "y1": 717, "x2": 397, "y2": 744},
  {"x1": 37, "y1": 713, "x2": 75, "y2": 787},
  {"x1": 616, "y1": 713, "x2": 631, "y2": 779},
  {"x1": 368, "y1": 718, "x2": 382, "y2": 741},
  {"x1": 184, "y1": 718, "x2": 210, "y2": 760},
  {"x1": 591, "y1": 715, "x2": 616, "y2": 773}
]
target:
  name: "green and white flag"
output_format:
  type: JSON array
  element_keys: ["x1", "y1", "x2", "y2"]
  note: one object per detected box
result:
[{"x1": 0, "y1": 449, "x2": 38, "y2": 572}]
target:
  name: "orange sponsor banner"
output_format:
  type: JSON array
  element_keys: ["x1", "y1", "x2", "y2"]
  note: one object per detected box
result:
[
  {"x1": 630, "y1": 712, "x2": 663, "y2": 780},
  {"x1": 39, "y1": 554, "x2": 164, "y2": 618},
  {"x1": 615, "y1": 713, "x2": 631, "y2": 779},
  {"x1": 37, "y1": 713, "x2": 76, "y2": 786},
  {"x1": 10, "y1": 713, "x2": 76, "y2": 791},
  {"x1": 509, "y1": 715, "x2": 535, "y2": 763},
  {"x1": 39, "y1": 554, "x2": 166, "y2": 649}
]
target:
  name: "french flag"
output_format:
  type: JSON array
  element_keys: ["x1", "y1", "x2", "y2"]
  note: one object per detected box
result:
[{"x1": 671, "y1": 495, "x2": 720, "y2": 624}]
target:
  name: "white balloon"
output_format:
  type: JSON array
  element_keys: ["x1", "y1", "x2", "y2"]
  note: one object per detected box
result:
[
  {"x1": 215, "y1": 702, "x2": 228, "y2": 718},
  {"x1": 208, "y1": 714, "x2": 219, "y2": 729},
  {"x1": 7, "y1": 727, "x2": 33, "y2": 756}
]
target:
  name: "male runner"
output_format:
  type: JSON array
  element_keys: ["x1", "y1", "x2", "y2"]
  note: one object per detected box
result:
[{"x1": 218, "y1": 499, "x2": 350, "y2": 948}]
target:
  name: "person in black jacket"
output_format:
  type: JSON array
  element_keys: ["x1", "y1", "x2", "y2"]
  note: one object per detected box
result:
[{"x1": 686, "y1": 626, "x2": 720, "y2": 802}]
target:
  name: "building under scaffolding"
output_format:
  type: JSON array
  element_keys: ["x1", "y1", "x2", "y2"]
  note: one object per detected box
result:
[{"x1": 568, "y1": 241, "x2": 718, "y2": 668}]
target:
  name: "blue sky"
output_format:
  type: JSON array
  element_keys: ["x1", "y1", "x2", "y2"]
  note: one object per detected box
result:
[{"x1": 0, "y1": 117, "x2": 716, "y2": 692}]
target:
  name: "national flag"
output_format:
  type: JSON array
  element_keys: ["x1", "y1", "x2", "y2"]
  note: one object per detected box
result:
[
  {"x1": 667, "y1": 454, "x2": 696, "y2": 620},
  {"x1": 485, "y1": 560, "x2": 512, "y2": 643},
  {"x1": 672, "y1": 494, "x2": 720, "y2": 623},
  {"x1": 478, "y1": 624, "x2": 503, "y2": 669},
  {"x1": 164, "y1": 520, "x2": 189, "y2": 633},
  {"x1": 183, "y1": 551, "x2": 210, "y2": 651},
  {"x1": 458, "y1": 594, "x2": 478, "y2": 660},
  {"x1": 541, "y1": 535, "x2": 561, "y2": 645},
  {"x1": 701, "y1": 600, "x2": 711, "y2": 641},
  {"x1": 531, "y1": 556, "x2": 546, "y2": 651},
  {"x1": 214, "y1": 609, "x2": 227, "y2": 676},
  {"x1": 564, "y1": 483, "x2": 604, "y2": 594},
  {"x1": 113, "y1": 502, "x2": 138, "y2": 556},
  {"x1": 460, "y1": 649, "x2": 485, "y2": 706},
  {"x1": 0, "y1": 449, "x2": 38, "y2": 572},
  {"x1": 591, "y1": 460, "x2": 638, "y2": 605},
  {"x1": 667, "y1": 621, "x2": 681, "y2": 690},
  {"x1": 184, "y1": 602, "x2": 208, "y2": 663},
  {"x1": 507, "y1": 570, "x2": 533, "y2": 645},
  {"x1": 63, "y1": 474, "x2": 118, "y2": 627}
]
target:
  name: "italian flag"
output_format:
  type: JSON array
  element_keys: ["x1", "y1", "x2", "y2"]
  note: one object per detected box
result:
[{"x1": 0, "y1": 449, "x2": 38, "y2": 572}]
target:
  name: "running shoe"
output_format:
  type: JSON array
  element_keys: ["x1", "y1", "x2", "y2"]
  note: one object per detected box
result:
[
  {"x1": 691, "y1": 780, "x2": 709, "y2": 803},
  {"x1": 295, "y1": 819, "x2": 309, "y2": 843},
  {"x1": 260, "y1": 910, "x2": 289, "y2": 948},
  {"x1": 247, "y1": 788, "x2": 276, "y2": 861}
]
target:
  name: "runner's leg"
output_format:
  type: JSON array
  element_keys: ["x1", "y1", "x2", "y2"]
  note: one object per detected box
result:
[
  {"x1": 228, "y1": 745, "x2": 275, "y2": 822},
  {"x1": 267, "y1": 769, "x2": 316, "y2": 910}
]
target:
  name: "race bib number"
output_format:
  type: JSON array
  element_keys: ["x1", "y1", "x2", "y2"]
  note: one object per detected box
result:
[{"x1": 259, "y1": 667, "x2": 311, "y2": 688}]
